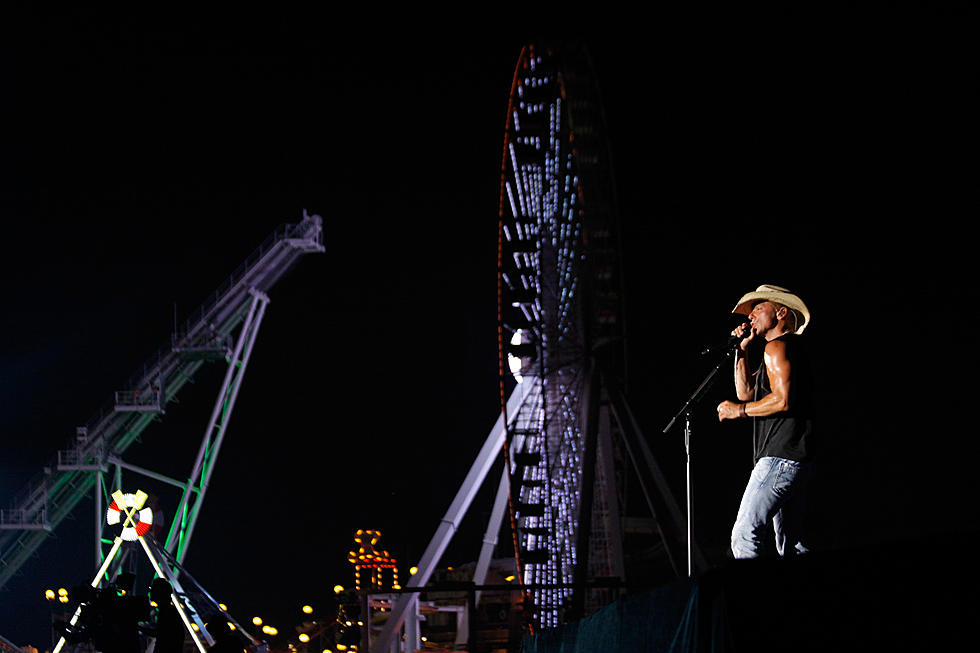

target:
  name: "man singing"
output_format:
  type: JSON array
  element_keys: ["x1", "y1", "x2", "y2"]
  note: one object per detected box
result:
[{"x1": 717, "y1": 284, "x2": 814, "y2": 559}]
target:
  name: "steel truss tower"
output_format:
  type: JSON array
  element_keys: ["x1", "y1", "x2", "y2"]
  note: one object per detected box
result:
[{"x1": 0, "y1": 211, "x2": 324, "y2": 590}]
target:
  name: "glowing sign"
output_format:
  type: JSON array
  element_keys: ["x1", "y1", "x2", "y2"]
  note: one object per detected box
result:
[{"x1": 347, "y1": 529, "x2": 399, "y2": 590}]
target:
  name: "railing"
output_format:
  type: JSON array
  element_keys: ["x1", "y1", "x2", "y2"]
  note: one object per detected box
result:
[
  {"x1": 54, "y1": 213, "x2": 322, "y2": 442},
  {"x1": 0, "y1": 634, "x2": 26, "y2": 653},
  {"x1": 114, "y1": 389, "x2": 164, "y2": 412},
  {"x1": 0, "y1": 509, "x2": 48, "y2": 530},
  {"x1": 56, "y1": 439, "x2": 107, "y2": 469}
]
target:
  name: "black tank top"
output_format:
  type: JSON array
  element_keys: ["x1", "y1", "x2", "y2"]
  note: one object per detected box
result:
[{"x1": 753, "y1": 334, "x2": 815, "y2": 462}]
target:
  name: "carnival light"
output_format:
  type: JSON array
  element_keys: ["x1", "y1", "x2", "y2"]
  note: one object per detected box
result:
[{"x1": 347, "y1": 530, "x2": 398, "y2": 590}]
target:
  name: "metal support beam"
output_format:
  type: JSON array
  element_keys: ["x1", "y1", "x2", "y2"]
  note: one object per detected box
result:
[
  {"x1": 373, "y1": 380, "x2": 533, "y2": 652},
  {"x1": 106, "y1": 456, "x2": 196, "y2": 493},
  {"x1": 472, "y1": 429, "x2": 528, "y2": 607},
  {"x1": 94, "y1": 472, "x2": 103, "y2": 572},
  {"x1": 569, "y1": 361, "x2": 601, "y2": 621},
  {"x1": 595, "y1": 401, "x2": 626, "y2": 583},
  {"x1": 166, "y1": 288, "x2": 270, "y2": 563}
]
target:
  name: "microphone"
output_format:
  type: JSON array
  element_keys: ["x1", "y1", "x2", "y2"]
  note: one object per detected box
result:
[{"x1": 700, "y1": 323, "x2": 752, "y2": 356}]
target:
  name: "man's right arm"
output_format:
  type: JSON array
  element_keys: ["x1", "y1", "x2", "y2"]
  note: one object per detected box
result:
[
  {"x1": 734, "y1": 349, "x2": 754, "y2": 401},
  {"x1": 733, "y1": 324, "x2": 755, "y2": 401}
]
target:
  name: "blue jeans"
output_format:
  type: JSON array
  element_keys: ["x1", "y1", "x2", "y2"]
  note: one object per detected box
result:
[{"x1": 731, "y1": 456, "x2": 811, "y2": 559}]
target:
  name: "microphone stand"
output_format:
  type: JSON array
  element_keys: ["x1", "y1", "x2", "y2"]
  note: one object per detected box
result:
[{"x1": 663, "y1": 343, "x2": 738, "y2": 577}]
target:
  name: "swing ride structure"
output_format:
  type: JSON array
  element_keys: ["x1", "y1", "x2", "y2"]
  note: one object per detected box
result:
[
  {"x1": 0, "y1": 211, "x2": 324, "y2": 621},
  {"x1": 372, "y1": 43, "x2": 703, "y2": 652},
  {"x1": 50, "y1": 489, "x2": 264, "y2": 653}
]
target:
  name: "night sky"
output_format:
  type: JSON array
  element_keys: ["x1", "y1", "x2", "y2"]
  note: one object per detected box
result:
[{"x1": 1, "y1": 8, "x2": 976, "y2": 648}]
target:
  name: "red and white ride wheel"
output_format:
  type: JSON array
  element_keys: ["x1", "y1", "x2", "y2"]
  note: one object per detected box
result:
[{"x1": 106, "y1": 493, "x2": 153, "y2": 541}]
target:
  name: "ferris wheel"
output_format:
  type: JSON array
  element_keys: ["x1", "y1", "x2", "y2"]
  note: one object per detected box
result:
[
  {"x1": 496, "y1": 44, "x2": 632, "y2": 629},
  {"x1": 376, "y1": 45, "x2": 695, "y2": 650}
]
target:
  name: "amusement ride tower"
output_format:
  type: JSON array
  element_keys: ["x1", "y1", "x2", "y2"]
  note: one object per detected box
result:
[{"x1": 0, "y1": 212, "x2": 324, "y2": 604}]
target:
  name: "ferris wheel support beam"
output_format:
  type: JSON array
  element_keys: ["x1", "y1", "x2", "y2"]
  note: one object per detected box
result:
[
  {"x1": 374, "y1": 381, "x2": 533, "y2": 652},
  {"x1": 568, "y1": 361, "x2": 602, "y2": 620},
  {"x1": 472, "y1": 428, "x2": 528, "y2": 607},
  {"x1": 602, "y1": 372, "x2": 707, "y2": 575},
  {"x1": 595, "y1": 400, "x2": 626, "y2": 583}
]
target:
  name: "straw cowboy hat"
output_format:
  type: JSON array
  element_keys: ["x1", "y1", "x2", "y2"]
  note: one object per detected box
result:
[{"x1": 732, "y1": 284, "x2": 810, "y2": 334}]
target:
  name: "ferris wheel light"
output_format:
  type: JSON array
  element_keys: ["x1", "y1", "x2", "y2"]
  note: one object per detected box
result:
[{"x1": 499, "y1": 46, "x2": 621, "y2": 632}]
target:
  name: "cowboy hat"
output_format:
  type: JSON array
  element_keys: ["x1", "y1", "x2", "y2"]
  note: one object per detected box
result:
[{"x1": 732, "y1": 284, "x2": 810, "y2": 334}]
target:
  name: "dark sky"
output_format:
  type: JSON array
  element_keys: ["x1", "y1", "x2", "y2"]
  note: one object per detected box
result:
[{"x1": 1, "y1": 7, "x2": 976, "y2": 648}]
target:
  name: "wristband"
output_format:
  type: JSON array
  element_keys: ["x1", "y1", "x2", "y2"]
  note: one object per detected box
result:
[{"x1": 739, "y1": 403, "x2": 748, "y2": 418}]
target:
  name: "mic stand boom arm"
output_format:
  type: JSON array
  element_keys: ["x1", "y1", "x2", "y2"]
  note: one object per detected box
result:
[{"x1": 662, "y1": 347, "x2": 737, "y2": 576}]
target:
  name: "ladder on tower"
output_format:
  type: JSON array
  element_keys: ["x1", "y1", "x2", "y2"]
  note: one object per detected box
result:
[{"x1": 0, "y1": 211, "x2": 324, "y2": 591}]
